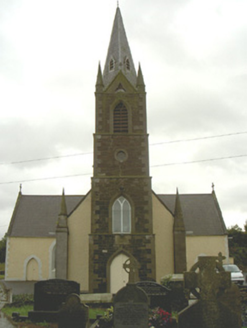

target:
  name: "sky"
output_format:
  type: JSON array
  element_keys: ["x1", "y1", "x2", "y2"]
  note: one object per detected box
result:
[{"x1": 0, "y1": 0, "x2": 247, "y2": 239}]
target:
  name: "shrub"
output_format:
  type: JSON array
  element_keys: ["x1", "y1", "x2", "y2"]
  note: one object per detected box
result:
[{"x1": 10, "y1": 294, "x2": 34, "y2": 307}]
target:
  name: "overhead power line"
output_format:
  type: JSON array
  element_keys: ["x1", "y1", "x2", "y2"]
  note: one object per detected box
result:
[
  {"x1": 0, "y1": 153, "x2": 246, "y2": 185},
  {"x1": 151, "y1": 131, "x2": 247, "y2": 146},
  {"x1": 0, "y1": 152, "x2": 92, "y2": 166},
  {"x1": 0, "y1": 131, "x2": 246, "y2": 167},
  {"x1": 151, "y1": 154, "x2": 247, "y2": 167},
  {"x1": 0, "y1": 172, "x2": 92, "y2": 185}
]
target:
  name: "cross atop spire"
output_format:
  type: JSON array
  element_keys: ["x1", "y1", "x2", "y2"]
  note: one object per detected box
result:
[{"x1": 103, "y1": 7, "x2": 137, "y2": 87}]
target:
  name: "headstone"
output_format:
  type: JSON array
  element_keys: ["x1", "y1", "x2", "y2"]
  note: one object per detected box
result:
[
  {"x1": 161, "y1": 274, "x2": 188, "y2": 312},
  {"x1": 58, "y1": 293, "x2": 88, "y2": 328},
  {"x1": 33, "y1": 279, "x2": 80, "y2": 311},
  {"x1": 178, "y1": 254, "x2": 242, "y2": 328},
  {"x1": 136, "y1": 281, "x2": 171, "y2": 311},
  {"x1": 113, "y1": 257, "x2": 149, "y2": 328},
  {"x1": 28, "y1": 279, "x2": 80, "y2": 323},
  {"x1": 240, "y1": 286, "x2": 247, "y2": 326}
]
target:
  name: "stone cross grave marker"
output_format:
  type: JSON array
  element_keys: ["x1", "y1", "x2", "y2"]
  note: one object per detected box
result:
[
  {"x1": 123, "y1": 258, "x2": 139, "y2": 284},
  {"x1": 179, "y1": 254, "x2": 241, "y2": 328},
  {"x1": 184, "y1": 253, "x2": 230, "y2": 300}
]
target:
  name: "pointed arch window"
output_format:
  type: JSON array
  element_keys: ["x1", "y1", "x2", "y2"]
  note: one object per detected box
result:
[
  {"x1": 110, "y1": 58, "x2": 115, "y2": 71},
  {"x1": 112, "y1": 197, "x2": 131, "y2": 233},
  {"x1": 113, "y1": 102, "x2": 128, "y2": 133},
  {"x1": 125, "y1": 57, "x2": 130, "y2": 70}
]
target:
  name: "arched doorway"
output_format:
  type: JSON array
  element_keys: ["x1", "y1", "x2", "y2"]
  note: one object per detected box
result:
[{"x1": 110, "y1": 253, "x2": 128, "y2": 294}]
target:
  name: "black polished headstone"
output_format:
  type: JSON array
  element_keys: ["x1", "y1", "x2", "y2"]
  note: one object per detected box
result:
[
  {"x1": 33, "y1": 279, "x2": 80, "y2": 311},
  {"x1": 136, "y1": 281, "x2": 171, "y2": 311}
]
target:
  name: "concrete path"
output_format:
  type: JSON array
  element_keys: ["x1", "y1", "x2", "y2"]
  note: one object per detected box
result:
[{"x1": 0, "y1": 312, "x2": 15, "y2": 328}]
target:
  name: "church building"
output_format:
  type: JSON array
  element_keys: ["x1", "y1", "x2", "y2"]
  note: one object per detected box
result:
[{"x1": 5, "y1": 7, "x2": 229, "y2": 294}]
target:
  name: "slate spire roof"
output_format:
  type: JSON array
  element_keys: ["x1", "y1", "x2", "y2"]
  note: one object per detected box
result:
[{"x1": 103, "y1": 7, "x2": 137, "y2": 87}]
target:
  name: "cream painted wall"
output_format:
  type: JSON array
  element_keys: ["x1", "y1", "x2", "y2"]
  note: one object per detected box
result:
[
  {"x1": 152, "y1": 193, "x2": 174, "y2": 282},
  {"x1": 5, "y1": 237, "x2": 55, "y2": 280},
  {"x1": 68, "y1": 191, "x2": 91, "y2": 292},
  {"x1": 186, "y1": 235, "x2": 229, "y2": 270}
]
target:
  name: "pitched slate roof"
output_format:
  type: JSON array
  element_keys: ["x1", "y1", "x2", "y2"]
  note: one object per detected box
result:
[
  {"x1": 8, "y1": 194, "x2": 84, "y2": 238},
  {"x1": 8, "y1": 192, "x2": 227, "y2": 238},
  {"x1": 157, "y1": 193, "x2": 227, "y2": 236}
]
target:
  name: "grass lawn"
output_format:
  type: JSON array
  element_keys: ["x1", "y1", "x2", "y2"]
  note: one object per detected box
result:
[
  {"x1": 2, "y1": 304, "x2": 33, "y2": 317},
  {"x1": 2, "y1": 304, "x2": 105, "y2": 320},
  {"x1": 1, "y1": 304, "x2": 105, "y2": 328},
  {"x1": 2, "y1": 304, "x2": 246, "y2": 327}
]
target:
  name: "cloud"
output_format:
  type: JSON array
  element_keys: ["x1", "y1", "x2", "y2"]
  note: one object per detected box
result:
[{"x1": 0, "y1": 0, "x2": 247, "y2": 239}]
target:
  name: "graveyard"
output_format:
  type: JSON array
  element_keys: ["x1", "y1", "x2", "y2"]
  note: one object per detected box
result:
[
  {"x1": 1, "y1": 254, "x2": 247, "y2": 328},
  {"x1": 1, "y1": 3, "x2": 247, "y2": 328}
]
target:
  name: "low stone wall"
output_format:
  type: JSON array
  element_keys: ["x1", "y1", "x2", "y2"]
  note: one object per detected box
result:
[{"x1": 80, "y1": 293, "x2": 113, "y2": 304}]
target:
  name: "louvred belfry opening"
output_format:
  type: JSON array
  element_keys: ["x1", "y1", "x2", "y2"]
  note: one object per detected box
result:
[{"x1": 113, "y1": 102, "x2": 128, "y2": 133}]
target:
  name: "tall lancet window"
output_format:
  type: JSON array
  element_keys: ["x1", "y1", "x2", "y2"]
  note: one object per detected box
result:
[
  {"x1": 112, "y1": 196, "x2": 131, "y2": 233},
  {"x1": 113, "y1": 102, "x2": 128, "y2": 133}
]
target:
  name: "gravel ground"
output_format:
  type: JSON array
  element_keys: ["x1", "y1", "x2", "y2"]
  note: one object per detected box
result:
[{"x1": 0, "y1": 312, "x2": 15, "y2": 328}]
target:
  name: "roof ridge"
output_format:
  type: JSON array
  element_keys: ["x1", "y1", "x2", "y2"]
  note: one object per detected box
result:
[
  {"x1": 157, "y1": 193, "x2": 212, "y2": 196},
  {"x1": 20, "y1": 194, "x2": 84, "y2": 197}
]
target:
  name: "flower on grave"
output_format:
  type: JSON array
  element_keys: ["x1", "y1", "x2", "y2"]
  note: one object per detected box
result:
[
  {"x1": 95, "y1": 306, "x2": 113, "y2": 328},
  {"x1": 149, "y1": 307, "x2": 172, "y2": 327}
]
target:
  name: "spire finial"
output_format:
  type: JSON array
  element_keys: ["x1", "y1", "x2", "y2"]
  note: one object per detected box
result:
[
  {"x1": 212, "y1": 182, "x2": 215, "y2": 192},
  {"x1": 60, "y1": 188, "x2": 67, "y2": 216},
  {"x1": 19, "y1": 184, "x2": 22, "y2": 194},
  {"x1": 103, "y1": 0, "x2": 137, "y2": 87}
]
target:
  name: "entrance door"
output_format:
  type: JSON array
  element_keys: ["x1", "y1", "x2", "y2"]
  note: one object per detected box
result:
[{"x1": 110, "y1": 253, "x2": 128, "y2": 294}]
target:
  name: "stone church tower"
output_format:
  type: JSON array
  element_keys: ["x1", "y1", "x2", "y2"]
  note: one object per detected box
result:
[{"x1": 89, "y1": 7, "x2": 156, "y2": 293}]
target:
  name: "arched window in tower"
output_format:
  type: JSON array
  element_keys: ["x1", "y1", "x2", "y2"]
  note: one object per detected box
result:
[
  {"x1": 113, "y1": 102, "x2": 128, "y2": 133},
  {"x1": 112, "y1": 196, "x2": 131, "y2": 233}
]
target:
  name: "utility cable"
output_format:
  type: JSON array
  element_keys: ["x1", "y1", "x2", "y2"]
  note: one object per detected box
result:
[
  {"x1": 0, "y1": 153, "x2": 246, "y2": 185},
  {"x1": 0, "y1": 131, "x2": 246, "y2": 166}
]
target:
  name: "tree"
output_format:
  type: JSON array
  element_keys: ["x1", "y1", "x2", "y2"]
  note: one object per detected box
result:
[
  {"x1": 0, "y1": 233, "x2": 7, "y2": 263},
  {"x1": 227, "y1": 224, "x2": 247, "y2": 270}
]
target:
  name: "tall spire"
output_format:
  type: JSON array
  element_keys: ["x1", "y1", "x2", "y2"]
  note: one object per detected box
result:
[
  {"x1": 56, "y1": 189, "x2": 68, "y2": 279},
  {"x1": 103, "y1": 7, "x2": 137, "y2": 87},
  {"x1": 137, "y1": 63, "x2": 145, "y2": 92},
  {"x1": 173, "y1": 188, "x2": 187, "y2": 273},
  {"x1": 174, "y1": 188, "x2": 185, "y2": 231},
  {"x1": 59, "y1": 188, "x2": 67, "y2": 217},
  {"x1": 96, "y1": 62, "x2": 104, "y2": 92}
]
